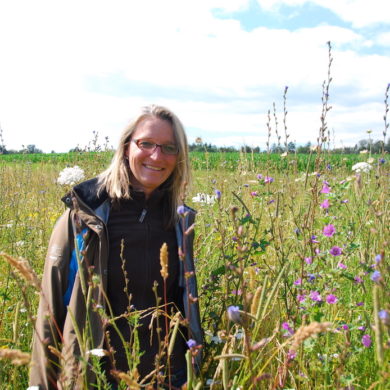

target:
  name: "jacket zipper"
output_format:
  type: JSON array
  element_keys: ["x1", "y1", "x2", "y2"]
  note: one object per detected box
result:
[{"x1": 138, "y1": 208, "x2": 147, "y2": 222}]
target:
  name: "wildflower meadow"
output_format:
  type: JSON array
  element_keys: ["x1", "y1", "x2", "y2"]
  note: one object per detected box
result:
[{"x1": 0, "y1": 51, "x2": 389, "y2": 389}]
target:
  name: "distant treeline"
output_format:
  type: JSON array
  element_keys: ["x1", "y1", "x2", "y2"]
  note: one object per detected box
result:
[
  {"x1": 0, "y1": 138, "x2": 388, "y2": 155},
  {"x1": 189, "y1": 138, "x2": 389, "y2": 154}
]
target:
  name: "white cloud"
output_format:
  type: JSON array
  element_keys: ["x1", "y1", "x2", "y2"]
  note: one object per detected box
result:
[
  {"x1": 256, "y1": 0, "x2": 390, "y2": 28},
  {"x1": 0, "y1": 0, "x2": 388, "y2": 152}
]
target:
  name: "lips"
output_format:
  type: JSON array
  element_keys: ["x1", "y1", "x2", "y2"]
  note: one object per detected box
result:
[{"x1": 143, "y1": 164, "x2": 163, "y2": 171}]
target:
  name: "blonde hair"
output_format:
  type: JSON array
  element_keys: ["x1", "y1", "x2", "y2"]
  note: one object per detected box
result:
[{"x1": 97, "y1": 105, "x2": 191, "y2": 226}]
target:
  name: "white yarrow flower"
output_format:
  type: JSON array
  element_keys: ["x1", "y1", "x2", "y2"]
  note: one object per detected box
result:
[
  {"x1": 192, "y1": 193, "x2": 216, "y2": 205},
  {"x1": 352, "y1": 162, "x2": 372, "y2": 173},
  {"x1": 87, "y1": 348, "x2": 106, "y2": 357},
  {"x1": 57, "y1": 166, "x2": 85, "y2": 185}
]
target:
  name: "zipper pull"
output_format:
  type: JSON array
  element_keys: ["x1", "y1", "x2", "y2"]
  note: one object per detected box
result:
[{"x1": 139, "y1": 208, "x2": 147, "y2": 223}]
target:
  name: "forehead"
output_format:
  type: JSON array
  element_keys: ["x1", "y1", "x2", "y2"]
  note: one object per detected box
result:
[{"x1": 132, "y1": 117, "x2": 175, "y2": 142}]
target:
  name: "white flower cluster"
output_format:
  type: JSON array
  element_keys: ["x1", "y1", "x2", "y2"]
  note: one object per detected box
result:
[
  {"x1": 352, "y1": 162, "x2": 372, "y2": 173},
  {"x1": 57, "y1": 166, "x2": 85, "y2": 185},
  {"x1": 192, "y1": 193, "x2": 216, "y2": 204}
]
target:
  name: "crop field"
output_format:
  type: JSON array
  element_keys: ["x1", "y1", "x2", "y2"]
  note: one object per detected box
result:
[{"x1": 0, "y1": 149, "x2": 389, "y2": 389}]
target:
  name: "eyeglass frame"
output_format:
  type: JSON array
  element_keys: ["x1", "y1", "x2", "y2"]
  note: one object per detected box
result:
[{"x1": 131, "y1": 139, "x2": 179, "y2": 155}]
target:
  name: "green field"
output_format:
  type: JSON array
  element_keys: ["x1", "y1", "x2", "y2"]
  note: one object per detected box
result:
[{"x1": 0, "y1": 152, "x2": 389, "y2": 389}]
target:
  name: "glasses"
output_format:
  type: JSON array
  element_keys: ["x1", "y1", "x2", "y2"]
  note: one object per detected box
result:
[{"x1": 133, "y1": 139, "x2": 179, "y2": 155}]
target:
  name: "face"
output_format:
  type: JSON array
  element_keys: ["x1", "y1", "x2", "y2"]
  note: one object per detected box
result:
[{"x1": 126, "y1": 117, "x2": 178, "y2": 197}]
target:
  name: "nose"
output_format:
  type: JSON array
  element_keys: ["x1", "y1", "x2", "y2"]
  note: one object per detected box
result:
[{"x1": 149, "y1": 145, "x2": 164, "y2": 159}]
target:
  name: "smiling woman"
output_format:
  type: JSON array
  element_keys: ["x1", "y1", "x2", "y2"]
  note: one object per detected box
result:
[
  {"x1": 28, "y1": 105, "x2": 202, "y2": 389},
  {"x1": 126, "y1": 117, "x2": 178, "y2": 198}
]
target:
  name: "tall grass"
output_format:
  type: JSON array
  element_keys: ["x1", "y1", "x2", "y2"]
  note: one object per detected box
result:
[
  {"x1": 0, "y1": 45, "x2": 389, "y2": 389},
  {"x1": 0, "y1": 150, "x2": 388, "y2": 389}
]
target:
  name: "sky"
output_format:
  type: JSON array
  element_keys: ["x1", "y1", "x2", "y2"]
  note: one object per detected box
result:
[{"x1": 0, "y1": 0, "x2": 389, "y2": 153}]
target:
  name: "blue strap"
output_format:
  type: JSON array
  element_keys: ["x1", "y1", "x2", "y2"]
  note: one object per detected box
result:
[{"x1": 63, "y1": 227, "x2": 88, "y2": 307}]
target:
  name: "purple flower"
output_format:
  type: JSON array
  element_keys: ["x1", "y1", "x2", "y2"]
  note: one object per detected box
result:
[
  {"x1": 326, "y1": 294, "x2": 338, "y2": 304},
  {"x1": 329, "y1": 246, "x2": 342, "y2": 256},
  {"x1": 370, "y1": 270, "x2": 382, "y2": 283},
  {"x1": 267, "y1": 199, "x2": 275, "y2": 204},
  {"x1": 282, "y1": 322, "x2": 294, "y2": 336},
  {"x1": 356, "y1": 302, "x2": 364, "y2": 306},
  {"x1": 379, "y1": 158, "x2": 386, "y2": 164},
  {"x1": 305, "y1": 257, "x2": 313, "y2": 265},
  {"x1": 341, "y1": 199, "x2": 349, "y2": 204},
  {"x1": 310, "y1": 291, "x2": 322, "y2": 302},
  {"x1": 342, "y1": 324, "x2": 349, "y2": 331},
  {"x1": 362, "y1": 334, "x2": 372, "y2": 348},
  {"x1": 287, "y1": 350, "x2": 296, "y2": 360},
  {"x1": 177, "y1": 205, "x2": 186, "y2": 216},
  {"x1": 250, "y1": 191, "x2": 258, "y2": 197},
  {"x1": 257, "y1": 174, "x2": 263, "y2": 180},
  {"x1": 264, "y1": 176, "x2": 274, "y2": 184},
  {"x1": 297, "y1": 294, "x2": 306, "y2": 302},
  {"x1": 310, "y1": 235, "x2": 319, "y2": 243},
  {"x1": 227, "y1": 305, "x2": 241, "y2": 324},
  {"x1": 187, "y1": 339, "x2": 197, "y2": 349},
  {"x1": 321, "y1": 183, "x2": 331, "y2": 194},
  {"x1": 358, "y1": 326, "x2": 366, "y2": 331},
  {"x1": 231, "y1": 289, "x2": 242, "y2": 296},
  {"x1": 337, "y1": 262, "x2": 347, "y2": 269},
  {"x1": 320, "y1": 199, "x2": 330, "y2": 209},
  {"x1": 375, "y1": 254, "x2": 382, "y2": 263},
  {"x1": 307, "y1": 273, "x2": 316, "y2": 282},
  {"x1": 378, "y1": 310, "x2": 390, "y2": 326},
  {"x1": 214, "y1": 189, "x2": 221, "y2": 200},
  {"x1": 294, "y1": 278, "x2": 302, "y2": 286},
  {"x1": 323, "y1": 224, "x2": 336, "y2": 237}
]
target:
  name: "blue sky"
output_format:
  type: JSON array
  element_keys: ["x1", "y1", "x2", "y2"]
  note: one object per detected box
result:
[{"x1": 0, "y1": 0, "x2": 389, "y2": 152}]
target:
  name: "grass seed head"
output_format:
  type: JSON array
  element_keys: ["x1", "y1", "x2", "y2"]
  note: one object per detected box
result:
[
  {"x1": 160, "y1": 242, "x2": 169, "y2": 280},
  {"x1": 0, "y1": 348, "x2": 30, "y2": 365},
  {"x1": 0, "y1": 252, "x2": 41, "y2": 290}
]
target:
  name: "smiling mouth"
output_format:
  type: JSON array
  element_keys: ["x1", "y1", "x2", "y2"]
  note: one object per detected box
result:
[{"x1": 144, "y1": 164, "x2": 163, "y2": 171}]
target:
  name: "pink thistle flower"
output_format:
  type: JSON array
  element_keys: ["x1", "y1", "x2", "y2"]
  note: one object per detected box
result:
[
  {"x1": 326, "y1": 294, "x2": 338, "y2": 304},
  {"x1": 362, "y1": 334, "x2": 372, "y2": 348},
  {"x1": 264, "y1": 176, "x2": 274, "y2": 184},
  {"x1": 297, "y1": 294, "x2": 306, "y2": 302},
  {"x1": 320, "y1": 199, "x2": 330, "y2": 209},
  {"x1": 337, "y1": 262, "x2": 347, "y2": 269},
  {"x1": 282, "y1": 322, "x2": 294, "y2": 336},
  {"x1": 287, "y1": 350, "x2": 296, "y2": 360},
  {"x1": 329, "y1": 246, "x2": 342, "y2": 256},
  {"x1": 250, "y1": 191, "x2": 258, "y2": 197},
  {"x1": 354, "y1": 276, "x2": 363, "y2": 284},
  {"x1": 321, "y1": 183, "x2": 331, "y2": 194},
  {"x1": 310, "y1": 291, "x2": 322, "y2": 302},
  {"x1": 323, "y1": 224, "x2": 336, "y2": 237},
  {"x1": 294, "y1": 278, "x2": 302, "y2": 286},
  {"x1": 305, "y1": 257, "x2": 313, "y2": 265}
]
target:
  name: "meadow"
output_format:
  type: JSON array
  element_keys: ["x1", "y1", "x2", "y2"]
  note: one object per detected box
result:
[{"x1": 0, "y1": 147, "x2": 388, "y2": 389}]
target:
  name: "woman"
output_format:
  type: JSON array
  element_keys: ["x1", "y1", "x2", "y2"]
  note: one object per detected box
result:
[{"x1": 29, "y1": 105, "x2": 202, "y2": 389}]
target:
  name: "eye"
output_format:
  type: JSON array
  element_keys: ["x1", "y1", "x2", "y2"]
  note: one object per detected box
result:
[
  {"x1": 138, "y1": 141, "x2": 155, "y2": 149},
  {"x1": 162, "y1": 144, "x2": 179, "y2": 155}
]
